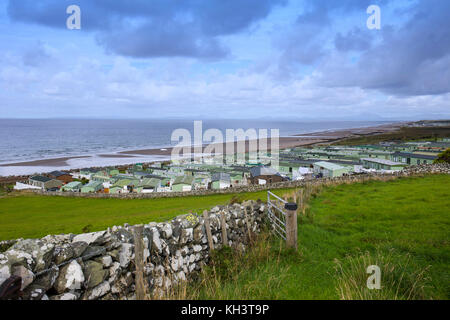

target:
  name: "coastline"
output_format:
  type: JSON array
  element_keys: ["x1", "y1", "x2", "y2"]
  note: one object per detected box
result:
[{"x1": 0, "y1": 121, "x2": 407, "y2": 176}]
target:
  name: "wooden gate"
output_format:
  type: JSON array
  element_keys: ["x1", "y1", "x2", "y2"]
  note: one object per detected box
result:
[{"x1": 267, "y1": 190, "x2": 298, "y2": 250}]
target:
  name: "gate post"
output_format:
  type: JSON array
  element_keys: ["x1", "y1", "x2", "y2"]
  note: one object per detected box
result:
[
  {"x1": 284, "y1": 202, "x2": 298, "y2": 250},
  {"x1": 203, "y1": 210, "x2": 214, "y2": 251}
]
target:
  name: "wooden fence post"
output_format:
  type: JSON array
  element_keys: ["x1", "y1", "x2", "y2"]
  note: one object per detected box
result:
[
  {"x1": 132, "y1": 224, "x2": 146, "y2": 300},
  {"x1": 299, "y1": 188, "x2": 304, "y2": 216},
  {"x1": 203, "y1": 210, "x2": 214, "y2": 251},
  {"x1": 284, "y1": 202, "x2": 298, "y2": 251},
  {"x1": 219, "y1": 210, "x2": 228, "y2": 246}
]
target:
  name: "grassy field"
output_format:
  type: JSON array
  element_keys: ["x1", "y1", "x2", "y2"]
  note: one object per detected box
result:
[
  {"x1": 333, "y1": 126, "x2": 450, "y2": 146},
  {"x1": 1, "y1": 175, "x2": 449, "y2": 299},
  {"x1": 188, "y1": 174, "x2": 450, "y2": 300},
  {"x1": 0, "y1": 189, "x2": 281, "y2": 241}
]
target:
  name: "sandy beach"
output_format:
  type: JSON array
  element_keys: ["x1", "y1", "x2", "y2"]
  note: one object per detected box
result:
[
  {"x1": 0, "y1": 156, "x2": 91, "y2": 167},
  {"x1": 0, "y1": 121, "x2": 408, "y2": 174},
  {"x1": 116, "y1": 122, "x2": 408, "y2": 157}
]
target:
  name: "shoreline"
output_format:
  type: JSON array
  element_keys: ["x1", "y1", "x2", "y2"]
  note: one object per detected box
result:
[{"x1": 0, "y1": 121, "x2": 408, "y2": 176}]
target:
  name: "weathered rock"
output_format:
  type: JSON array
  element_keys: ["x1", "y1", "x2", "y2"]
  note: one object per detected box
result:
[
  {"x1": 178, "y1": 213, "x2": 199, "y2": 228},
  {"x1": 84, "y1": 260, "x2": 108, "y2": 289},
  {"x1": 83, "y1": 281, "x2": 110, "y2": 300},
  {"x1": 1, "y1": 249, "x2": 35, "y2": 270},
  {"x1": 167, "y1": 241, "x2": 178, "y2": 256},
  {"x1": 160, "y1": 239, "x2": 170, "y2": 256},
  {"x1": 23, "y1": 285, "x2": 47, "y2": 300},
  {"x1": 172, "y1": 223, "x2": 182, "y2": 239},
  {"x1": 150, "y1": 228, "x2": 162, "y2": 254},
  {"x1": 96, "y1": 255, "x2": 113, "y2": 268},
  {"x1": 170, "y1": 256, "x2": 180, "y2": 272},
  {"x1": 108, "y1": 262, "x2": 121, "y2": 283},
  {"x1": 113, "y1": 229, "x2": 134, "y2": 244},
  {"x1": 119, "y1": 243, "x2": 134, "y2": 268},
  {"x1": 144, "y1": 263, "x2": 154, "y2": 276},
  {"x1": 33, "y1": 266, "x2": 59, "y2": 291},
  {"x1": 108, "y1": 249, "x2": 120, "y2": 261},
  {"x1": 180, "y1": 246, "x2": 189, "y2": 257},
  {"x1": 50, "y1": 292, "x2": 79, "y2": 300},
  {"x1": 71, "y1": 241, "x2": 89, "y2": 258},
  {"x1": 161, "y1": 224, "x2": 172, "y2": 239},
  {"x1": 0, "y1": 263, "x2": 11, "y2": 286},
  {"x1": 100, "y1": 293, "x2": 115, "y2": 300},
  {"x1": 41, "y1": 234, "x2": 73, "y2": 245},
  {"x1": 54, "y1": 260, "x2": 84, "y2": 294},
  {"x1": 72, "y1": 231, "x2": 108, "y2": 246},
  {"x1": 12, "y1": 265, "x2": 34, "y2": 290},
  {"x1": 143, "y1": 237, "x2": 150, "y2": 261},
  {"x1": 54, "y1": 245, "x2": 74, "y2": 265},
  {"x1": 111, "y1": 272, "x2": 133, "y2": 294},
  {"x1": 180, "y1": 228, "x2": 193, "y2": 245},
  {"x1": 193, "y1": 225, "x2": 205, "y2": 243},
  {"x1": 0, "y1": 240, "x2": 16, "y2": 253},
  {"x1": 82, "y1": 245, "x2": 106, "y2": 259},
  {"x1": 10, "y1": 239, "x2": 54, "y2": 272}
]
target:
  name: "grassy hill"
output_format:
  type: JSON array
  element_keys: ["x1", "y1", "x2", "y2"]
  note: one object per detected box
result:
[
  {"x1": 333, "y1": 126, "x2": 450, "y2": 145},
  {"x1": 188, "y1": 174, "x2": 450, "y2": 300}
]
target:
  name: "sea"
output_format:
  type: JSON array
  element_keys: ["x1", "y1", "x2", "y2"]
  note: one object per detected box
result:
[{"x1": 0, "y1": 119, "x2": 393, "y2": 176}]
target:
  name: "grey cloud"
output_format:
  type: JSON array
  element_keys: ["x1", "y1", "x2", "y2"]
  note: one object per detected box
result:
[
  {"x1": 97, "y1": 21, "x2": 229, "y2": 59},
  {"x1": 320, "y1": 0, "x2": 450, "y2": 96},
  {"x1": 335, "y1": 28, "x2": 373, "y2": 52},
  {"x1": 7, "y1": 0, "x2": 286, "y2": 59},
  {"x1": 275, "y1": 0, "x2": 389, "y2": 78}
]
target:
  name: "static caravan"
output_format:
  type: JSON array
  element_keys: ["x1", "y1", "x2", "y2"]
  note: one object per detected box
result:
[
  {"x1": 80, "y1": 181, "x2": 104, "y2": 193},
  {"x1": 312, "y1": 161, "x2": 349, "y2": 178},
  {"x1": 172, "y1": 175, "x2": 194, "y2": 192},
  {"x1": 361, "y1": 158, "x2": 406, "y2": 171}
]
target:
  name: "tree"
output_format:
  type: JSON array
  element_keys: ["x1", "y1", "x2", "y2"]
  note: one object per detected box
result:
[{"x1": 434, "y1": 148, "x2": 450, "y2": 164}]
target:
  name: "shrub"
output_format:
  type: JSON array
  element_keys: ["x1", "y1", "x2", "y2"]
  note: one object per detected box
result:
[{"x1": 434, "y1": 148, "x2": 450, "y2": 164}]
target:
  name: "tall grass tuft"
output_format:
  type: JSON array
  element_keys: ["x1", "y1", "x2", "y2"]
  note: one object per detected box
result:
[
  {"x1": 155, "y1": 230, "x2": 293, "y2": 300},
  {"x1": 333, "y1": 248, "x2": 432, "y2": 300},
  {"x1": 194, "y1": 231, "x2": 290, "y2": 299}
]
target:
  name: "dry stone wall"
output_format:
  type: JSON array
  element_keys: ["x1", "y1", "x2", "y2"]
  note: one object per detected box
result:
[{"x1": 0, "y1": 200, "x2": 266, "y2": 300}]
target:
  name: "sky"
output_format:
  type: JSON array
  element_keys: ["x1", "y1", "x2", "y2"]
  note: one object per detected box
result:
[{"x1": 0, "y1": 0, "x2": 449, "y2": 120}]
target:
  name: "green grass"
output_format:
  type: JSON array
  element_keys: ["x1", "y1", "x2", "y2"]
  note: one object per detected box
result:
[
  {"x1": 190, "y1": 174, "x2": 450, "y2": 300},
  {"x1": 0, "y1": 189, "x2": 289, "y2": 241}
]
